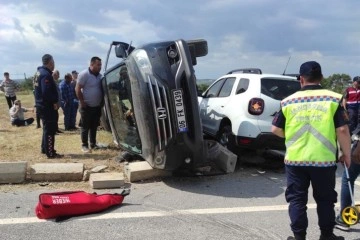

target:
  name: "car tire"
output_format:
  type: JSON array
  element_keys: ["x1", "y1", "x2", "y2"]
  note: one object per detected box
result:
[{"x1": 217, "y1": 125, "x2": 232, "y2": 147}]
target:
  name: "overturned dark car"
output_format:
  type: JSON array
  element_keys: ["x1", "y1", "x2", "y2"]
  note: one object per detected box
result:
[{"x1": 101, "y1": 39, "x2": 236, "y2": 172}]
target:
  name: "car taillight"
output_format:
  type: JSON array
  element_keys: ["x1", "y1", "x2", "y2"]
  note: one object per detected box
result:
[{"x1": 248, "y1": 98, "x2": 264, "y2": 115}]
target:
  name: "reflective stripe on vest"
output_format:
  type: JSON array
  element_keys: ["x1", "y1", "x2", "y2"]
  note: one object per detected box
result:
[
  {"x1": 285, "y1": 123, "x2": 337, "y2": 154},
  {"x1": 281, "y1": 89, "x2": 341, "y2": 167}
]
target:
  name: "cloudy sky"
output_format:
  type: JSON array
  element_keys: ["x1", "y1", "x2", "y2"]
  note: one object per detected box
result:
[{"x1": 1, "y1": 0, "x2": 360, "y2": 80}]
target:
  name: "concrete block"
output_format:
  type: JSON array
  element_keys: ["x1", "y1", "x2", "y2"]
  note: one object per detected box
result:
[
  {"x1": 90, "y1": 165, "x2": 108, "y2": 173},
  {"x1": 124, "y1": 161, "x2": 172, "y2": 182},
  {"x1": 30, "y1": 163, "x2": 84, "y2": 182},
  {"x1": 0, "y1": 162, "x2": 27, "y2": 184},
  {"x1": 212, "y1": 145, "x2": 237, "y2": 173},
  {"x1": 89, "y1": 172, "x2": 125, "y2": 189}
]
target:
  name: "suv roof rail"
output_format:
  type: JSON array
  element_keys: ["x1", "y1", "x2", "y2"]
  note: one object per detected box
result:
[{"x1": 227, "y1": 68, "x2": 262, "y2": 74}]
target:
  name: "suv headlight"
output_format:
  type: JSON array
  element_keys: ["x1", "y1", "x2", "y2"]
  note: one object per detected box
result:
[{"x1": 133, "y1": 49, "x2": 152, "y2": 82}]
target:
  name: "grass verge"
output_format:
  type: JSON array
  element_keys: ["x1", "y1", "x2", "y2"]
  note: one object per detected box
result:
[{"x1": 0, "y1": 92, "x2": 123, "y2": 187}]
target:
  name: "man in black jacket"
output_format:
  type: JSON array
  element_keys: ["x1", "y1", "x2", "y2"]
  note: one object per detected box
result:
[{"x1": 33, "y1": 54, "x2": 62, "y2": 158}]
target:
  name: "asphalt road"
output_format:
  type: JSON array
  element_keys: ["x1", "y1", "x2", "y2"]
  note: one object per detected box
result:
[{"x1": 0, "y1": 162, "x2": 359, "y2": 240}]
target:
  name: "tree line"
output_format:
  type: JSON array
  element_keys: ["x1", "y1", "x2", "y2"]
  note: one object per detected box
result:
[
  {"x1": 17, "y1": 73, "x2": 353, "y2": 95},
  {"x1": 320, "y1": 73, "x2": 352, "y2": 94}
]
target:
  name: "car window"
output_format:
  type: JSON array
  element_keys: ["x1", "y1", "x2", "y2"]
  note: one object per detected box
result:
[
  {"x1": 105, "y1": 64, "x2": 142, "y2": 154},
  {"x1": 235, "y1": 78, "x2": 249, "y2": 94},
  {"x1": 205, "y1": 79, "x2": 225, "y2": 98},
  {"x1": 261, "y1": 78, "x2": 301, "y2": 100},
  {"x1": 218, "y1": 77, "x2": 236, "y2": 97}
]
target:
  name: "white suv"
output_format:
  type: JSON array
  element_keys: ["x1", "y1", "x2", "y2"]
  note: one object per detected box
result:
[{"x1": 198, "y1": 68, "x2": 300, "y2": 153}]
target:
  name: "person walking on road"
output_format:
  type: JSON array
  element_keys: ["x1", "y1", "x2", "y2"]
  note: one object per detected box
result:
[
  {"x1": 33, "y1": 54, "x2": 62, "y2": 159},
  {"x1": 75, "y1": 56, "x2": 103, "y2": 153},
  {"x1": 342, "y1": 76, "x2": 360, "y2": 134},
  {"x1": 0, "y1": 72, "x2": 19, "y2": 109},
  {"x1": 272, "y1": 61, "x2": 351, "y2": 240}
]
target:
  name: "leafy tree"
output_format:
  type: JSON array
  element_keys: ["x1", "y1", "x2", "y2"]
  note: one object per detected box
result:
[
  {"x1": 197, "y1": 83, "x2": 210, "y2": 93},
  {"x1": 19, "y1": 77, "x2": 34, "y2": 92},
  {"x1": 321, "y1": 74, "x2": 351, "y2": 94}
]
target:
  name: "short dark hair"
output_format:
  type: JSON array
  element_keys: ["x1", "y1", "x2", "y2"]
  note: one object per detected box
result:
[
  {"x1": 299, "y1": 61, "x2": 323, "y2": 83},
  {"x1": 42, "y1": 54, "x2": 53, "y2": 65},
  {"x1": 90, "y1": 56, "x2": 101, "y2": 63},
  {"x1": 4, "y1": 72, "x2": 9, "y2": 76},
  {"x1": 64, "y1": 73, "x2": 72, "y2": 80}
]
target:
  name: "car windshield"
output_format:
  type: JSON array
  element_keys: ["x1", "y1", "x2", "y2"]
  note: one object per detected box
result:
[
  {"x1": 261, "y1": 78, "x2": 301, "y2": 100},
  {"x1": 104, "y1": 64, "x2": 142, "y2": 154}
]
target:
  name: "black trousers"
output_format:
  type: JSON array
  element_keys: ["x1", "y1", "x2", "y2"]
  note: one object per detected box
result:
[
  {"x1": 11, "y1": 118, "x2": 34, "y2": 126},
  {"x1": 285, "y1": 165, "x2": 337, "y2": 238},
  {"x1": 39, "y1": 107, "x2": 58, "y2": 157},
  {"x1": 5, "y1": 95, "x2": 16, "y2": 109},
  {"x1": 79, "y1": 106, "x2": 101, "y2": 147}
]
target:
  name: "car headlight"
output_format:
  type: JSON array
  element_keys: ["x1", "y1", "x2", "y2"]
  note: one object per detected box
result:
[{"x1": 133, "y1": 49, "x2": 152, "y2": 82}]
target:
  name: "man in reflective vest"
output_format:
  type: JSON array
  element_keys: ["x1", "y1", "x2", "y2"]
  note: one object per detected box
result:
[
  {"x1": 342, "y1": 76, "x2": 360, "y2": 133},
  {"x1": 272, "y1": 61, "x2": 351, "y2": 240}
]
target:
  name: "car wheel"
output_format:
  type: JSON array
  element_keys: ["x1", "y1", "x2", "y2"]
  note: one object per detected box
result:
[{"x1": 217, "y1": 125, "x2": 232, "y2": 147}]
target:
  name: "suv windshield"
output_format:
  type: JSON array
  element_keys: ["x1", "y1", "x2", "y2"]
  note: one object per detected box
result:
[
  {"x1": 105, "y1": 64, "x2": 142, "y2": 154},
  {"x1": 261, "y1": 78, "x2": 300, "y2": 100}
]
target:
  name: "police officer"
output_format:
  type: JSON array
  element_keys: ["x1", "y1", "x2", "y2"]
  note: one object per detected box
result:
[
  {"x1": 33, "y1": 54, "x2": 62, "y2": 158},
  {"x1": 342, "y1": 76, "x2": 360, "y2": 133},
  {"x1": 272, "y1": 61, "x2": 351, "y2": 240}
]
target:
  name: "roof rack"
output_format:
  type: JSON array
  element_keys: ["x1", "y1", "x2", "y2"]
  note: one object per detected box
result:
[{"x1": 227, "y1": 68, "x2": 262, "y2": 75}]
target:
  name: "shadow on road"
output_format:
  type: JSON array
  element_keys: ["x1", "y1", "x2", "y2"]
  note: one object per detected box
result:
[{"x1": 163, "y1": 156, "x2": 286, "y2": 199}]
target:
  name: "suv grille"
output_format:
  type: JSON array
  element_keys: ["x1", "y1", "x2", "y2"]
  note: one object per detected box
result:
[{"x1": 147, "y1": 75, "x2": 173, "y2": 150}]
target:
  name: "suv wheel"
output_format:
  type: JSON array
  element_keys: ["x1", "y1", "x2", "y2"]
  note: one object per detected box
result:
[{"x1": 217, "y1": 125, "x2": 232, "y2": 147}]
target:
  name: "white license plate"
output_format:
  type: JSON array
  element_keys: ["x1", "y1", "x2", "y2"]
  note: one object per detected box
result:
[{"x1": 172, "y1": 89, "x2": 188, "y2": 132}]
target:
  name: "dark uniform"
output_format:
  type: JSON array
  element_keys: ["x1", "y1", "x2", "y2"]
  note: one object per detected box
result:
[{"x1": 34, "y1": 66, "x2": 59, "y2": 158}]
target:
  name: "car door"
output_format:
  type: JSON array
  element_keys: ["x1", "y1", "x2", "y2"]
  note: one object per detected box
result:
[
  {"x1": 199, "y1": 78, "x2": 236, "y2": 135},
  {"x1": 208, "y1": 77, "x2": 236, "y2": 133},
  {"x1": 199, "y1": 79, "x2": 225, "y2": 134}
]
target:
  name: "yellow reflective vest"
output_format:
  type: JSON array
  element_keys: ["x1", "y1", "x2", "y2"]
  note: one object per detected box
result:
[{"x1": 281, "y1": 89, "x2": 342, "y2": 167}]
